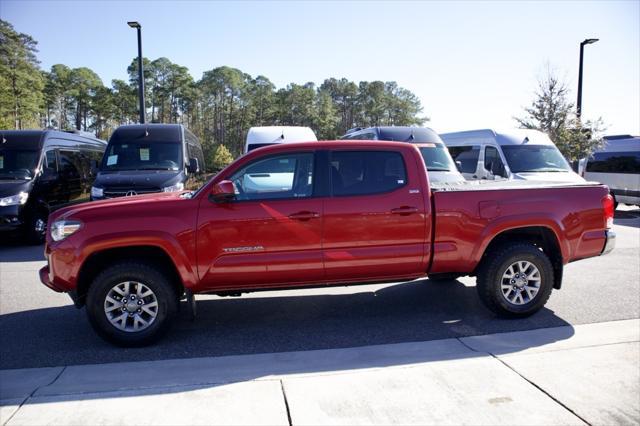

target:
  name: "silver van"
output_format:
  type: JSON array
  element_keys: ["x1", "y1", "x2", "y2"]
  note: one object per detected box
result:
[{"x1": 441, "y1": 128, "x2": 584, "y2": 183}]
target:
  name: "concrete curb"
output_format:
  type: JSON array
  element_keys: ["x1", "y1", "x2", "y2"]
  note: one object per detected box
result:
[{"x1": 1, "y1": 319, "x2": 638, "y2": 425}]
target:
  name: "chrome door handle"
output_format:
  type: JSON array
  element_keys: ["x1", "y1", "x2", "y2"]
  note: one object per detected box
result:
[
  {"x1": 289, "y1": 211, "x2": 320, "y2": 221},
  {"x1": 391, "y1": 206, "x2": 418, "y2": 215}
]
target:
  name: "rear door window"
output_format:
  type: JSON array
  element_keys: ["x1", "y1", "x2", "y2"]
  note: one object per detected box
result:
[
  {"x1": 330, "y1": 151, "x2": 406, "y2": 196},
  {"x1": 448, "y1": 146, "x2": 480, "y2": 173}
]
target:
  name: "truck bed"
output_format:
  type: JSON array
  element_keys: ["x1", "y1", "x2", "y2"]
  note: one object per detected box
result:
[{"x1": 429, "y1": 181, "x2": 609, "y2": 274}]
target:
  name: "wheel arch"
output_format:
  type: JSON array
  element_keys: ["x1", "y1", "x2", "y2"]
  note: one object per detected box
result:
[
  {"x1": 76, "y1": 245, "x2": 185, "y2": 307},
  {"x1": 476, "y1": 226, "x2": 565, "y2": 289}
]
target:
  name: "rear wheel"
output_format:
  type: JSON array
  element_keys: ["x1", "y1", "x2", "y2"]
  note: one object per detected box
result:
[
  {"x1": 476, "y1": 242, "x2": 553, "y2": 318},
  {"x1": 86, "y1": 262, "x2": 179, "y2": 347}
]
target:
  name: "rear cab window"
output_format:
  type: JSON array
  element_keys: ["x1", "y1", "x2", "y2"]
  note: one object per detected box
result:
[{"x1": 330, "y1": 151, "x2": 406, "y2": 196}]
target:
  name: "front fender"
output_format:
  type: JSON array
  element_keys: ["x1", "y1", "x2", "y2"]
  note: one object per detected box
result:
[{"x1": 76, "y1": 231, "x2": 199, "y2": 288}]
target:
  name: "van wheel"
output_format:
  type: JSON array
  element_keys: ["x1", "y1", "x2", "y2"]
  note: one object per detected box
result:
[
  {"x1": 86, "y1": 262, "x2": 179, "y2": 347},
  {"x1": 476, "y1": 243, "x2": 553, "y2": 318},
  {"x1": 25, "y1": 211, "x2": 47, "y2": 245}
]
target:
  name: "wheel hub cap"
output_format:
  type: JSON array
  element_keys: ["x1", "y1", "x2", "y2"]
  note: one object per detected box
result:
[
  {"x1": 500, "y1": 261, "x2": 541, "y2": 305},
  {"x1": 104, "y1": 281, "x2": 158, "y2": 332}
]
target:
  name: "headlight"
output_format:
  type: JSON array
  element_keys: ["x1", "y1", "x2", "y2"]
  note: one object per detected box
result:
[
  {"x1": 51, "y1": 220, "x2": 82, "y2": 242},
  {"x1": 91, "y1": 186, "x2": 104, "y2": 198},
  {"x1": 0, "y1": 192, "x2": 29, "y2": 207},
  {"x1": 163, "y1": 182, "x2": 184, "y2": 192}
]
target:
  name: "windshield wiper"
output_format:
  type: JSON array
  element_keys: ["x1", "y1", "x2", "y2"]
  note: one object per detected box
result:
[
  {"x1": 427, "y1": 168, "x2": 451, "y2": 172},
  {"x1": 139, "y1": 167, "x2": 178, "y2": 171}
]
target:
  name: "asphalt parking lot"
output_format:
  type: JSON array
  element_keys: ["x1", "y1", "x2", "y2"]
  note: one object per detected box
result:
[{"x1": 0, "y1": 207, "x2": 638, "y2": 370}]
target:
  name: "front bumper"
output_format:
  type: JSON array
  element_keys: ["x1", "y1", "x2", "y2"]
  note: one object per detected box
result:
[
  {"x1": 39, "y1": 265, "x2": 65, "y2": 292},
  {"x1": 0, "y1": 205, "x2": 24, "y2": 232},
  {"x1": 601, "y1": 230, "x2": 616, "y2": 256}
]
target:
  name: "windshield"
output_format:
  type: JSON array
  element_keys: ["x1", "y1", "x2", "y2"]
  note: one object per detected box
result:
[
  {"x1": 0, "y1": 149, "x2": 39, "y2": 179},
  {"x1": 101, "y1": 141, "x2": 182, "y2": 171},
  {"x1": 418, "y1": 144, "x2": 457, "y2": 172},
  {"x1": 501, "y1": 145, "x2": 572, "y2": 173}
]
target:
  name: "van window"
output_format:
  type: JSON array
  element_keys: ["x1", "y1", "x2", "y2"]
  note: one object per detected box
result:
[
  {"x1": 0, "y1": 149, "x2": 39, "y2": 179},
  {"x1": 418, "y1": 144, "x2": 456, "y2": 171},
  {"x1": 230, "y1": 153, "x2": 314, "y2": 200},
  {"x1": 501, "y1": 145, "x2": 571, "y2": 173},
  {"x1": 484, "y1": 146, "x2": 505, "y2": 173},
  {"x1": 58, "y1": 150, "x2": 81, "y2": 179},
  {"x1": 44, "y1": 150, "x2": 58, "y2": 171},
  {"x1": 448, "y1": 146, "x2": 480, "y2": 174},
  {"x1": 586, "y1": 151, "x2": 640, "y2": 174},
  {"x1": 247, "y1": 143, "x2": 277, "y2": 152},
  {"x1": 330, "y1": 151, "x2": 406, "y2": 196},
  {"x1": 102, "y1": 141, "x2": 182, "y2": 171}
]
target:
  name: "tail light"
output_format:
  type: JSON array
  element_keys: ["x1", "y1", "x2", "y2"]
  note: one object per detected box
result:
[{"x1": 602, "y1": 194, "x2": 614, "y2": 229}]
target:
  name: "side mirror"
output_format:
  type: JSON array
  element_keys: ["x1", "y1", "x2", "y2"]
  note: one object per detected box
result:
[
  {"x1": 455, "y1": 160, "x2": 462, "y2": 171},
  {"x1": 210, "y1": 180, "x2": 236, "y2": 203},
  {"x1": 188, "y1": 158, "x2": 199, "y2": 174}
]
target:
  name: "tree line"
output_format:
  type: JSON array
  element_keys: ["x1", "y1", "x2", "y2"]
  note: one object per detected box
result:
[{"x1": 0, "y1": 19, "x2": 426, "y2": 166}]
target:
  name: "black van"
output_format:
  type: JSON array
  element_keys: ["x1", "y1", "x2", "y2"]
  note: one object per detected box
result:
[
  {"x1": 0, "y1": 129, "x2": 107, "y2": 243},
  {"x1": 91, "y1": 124, "x2": 205, "y2": 200}
]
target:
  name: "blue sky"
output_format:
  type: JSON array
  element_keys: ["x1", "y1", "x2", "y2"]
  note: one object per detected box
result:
[{"x1": 2, "y1": 0, "x2": 638, "y2": 135}]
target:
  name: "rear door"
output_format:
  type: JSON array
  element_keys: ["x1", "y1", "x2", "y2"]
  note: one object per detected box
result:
[
  {"x1": 322, "y1": 147, "x2": 429, "y2": 281},
  {"x1": 197, "y1": 149, "x2": 324, "y2": 289}
]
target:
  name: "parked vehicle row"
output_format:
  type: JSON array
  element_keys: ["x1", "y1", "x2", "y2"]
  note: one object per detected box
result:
[
  {"x1": 39, "y1": 140, "x2": 615, "y2": 346},
  {"x1": 0, "y1": 130, "x2": 106, "y2": 243},
  {"x1": 1, "y1": 124, "x2": 206, "y2": 243}
]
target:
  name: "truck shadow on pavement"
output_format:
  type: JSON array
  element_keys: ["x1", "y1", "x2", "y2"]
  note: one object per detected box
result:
[
  {"x1": 0, "y1": 243, "x2": 44, "y2": 262},
  {"x1": 0, "y1": 279, "x2": 578, "y2": 408},
  {"x1": 0, "y1": 278, "x2": 573, "y2": 371}
]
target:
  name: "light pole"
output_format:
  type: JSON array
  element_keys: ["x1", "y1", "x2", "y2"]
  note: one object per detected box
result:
[
  {"x1": 127, "y1": 21, "x2": 145, "y2": 124},
  {"x1": 577, "y1": 38, "x2": 599, "y2": 120}
]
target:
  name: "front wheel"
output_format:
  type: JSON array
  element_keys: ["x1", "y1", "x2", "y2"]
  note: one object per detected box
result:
[
  {"x1": 86, "y1": 262, "x2": 179, "y2": 347},
  {"x1": 476, "y1": 243, "x2": 553, "y2": 318}
]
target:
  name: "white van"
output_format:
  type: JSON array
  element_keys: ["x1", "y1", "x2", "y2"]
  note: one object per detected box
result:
[
  {"x1": 244, "y1": 126, "x2": 317, "y2": 154},
  {"x1": 440, "y1": 128, "x2": 584, "y2": 183},
  {"x1": 583, "y1": 135, "x2": 640, "y2": 207}
]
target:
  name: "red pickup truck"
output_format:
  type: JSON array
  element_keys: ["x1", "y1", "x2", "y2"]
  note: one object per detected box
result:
[{"x1": 40, "y1": 141, "x2": 615, "y2": 346}]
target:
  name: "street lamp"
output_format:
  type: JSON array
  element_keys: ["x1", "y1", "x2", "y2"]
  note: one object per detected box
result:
[
  {"x1": 128, "y1": 21, "x2": 145, "y2": 124},
  {"x1": 577, "y1": 38, "x2": 599, "y2": 120}
]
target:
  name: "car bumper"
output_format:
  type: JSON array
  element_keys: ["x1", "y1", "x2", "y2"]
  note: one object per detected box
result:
[
  {"x1": 601, "y1": 230, "x2": 616, "y2": 256},
  {"x1": 0, "y1": 205, "x2": 24, "y2": 232},
  {"x1": 39, "y1": 264, "x2": 65, "y2": 292}
]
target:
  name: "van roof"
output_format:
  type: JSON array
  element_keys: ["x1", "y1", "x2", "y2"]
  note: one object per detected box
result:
[
  {"x1": 246, "y1": 126, "x2": 317, "y2": 145},
  {"x1": 0, "y1": 129, "x2": 106, "y2": 150},
  {"x1": 596, "y1": 136, "x2": 640, "y2": 152},
  {"x1": 110, "y1": 124, "x2": 183, "y2": 144},
  {"x1": 440, "y1": 128, "x2": 555, "y2": 146}
]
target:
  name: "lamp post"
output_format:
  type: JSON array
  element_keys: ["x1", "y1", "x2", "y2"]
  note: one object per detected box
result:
[
  {"x1": 577, "y1": 38, "x2": 599, "y2": 120},
  {"x1": 127, "y1": 21, "x2": 145, "y2": 124}
]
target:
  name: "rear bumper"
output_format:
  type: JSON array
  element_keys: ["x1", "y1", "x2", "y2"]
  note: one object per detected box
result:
[{"x1": 601, "y1": 230, "x2": 616, "y2": 256}]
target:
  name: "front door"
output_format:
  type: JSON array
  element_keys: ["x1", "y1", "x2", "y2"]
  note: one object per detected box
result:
[
  {"x1": 322, "y1": 149, "x2": 429, "y2": 281},
  {"x1": 197, "y1": 151, "x2": 324, "y2": 290}
]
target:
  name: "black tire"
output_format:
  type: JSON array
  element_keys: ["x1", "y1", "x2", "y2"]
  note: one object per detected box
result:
[
  {"x1": 476, "y1": 242, "x2": 553, "y2": 318},
  {"x1": 86, "y1": 261, "x2": 179, "y2": 347},
  {"x1": 428, "y1": 273, "x2": 461, "y2": 282},
  {"x1": 25, "y1": 210, "x2": 48, "y2": 245}
]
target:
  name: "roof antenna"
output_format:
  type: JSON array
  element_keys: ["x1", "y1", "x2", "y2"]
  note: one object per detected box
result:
[
  {"x1": 280, "y1": 131, "x2": 285, "y2": 140},
  {"x1": 409, "y1": 130, "x2": 415, "y2": 141}
]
